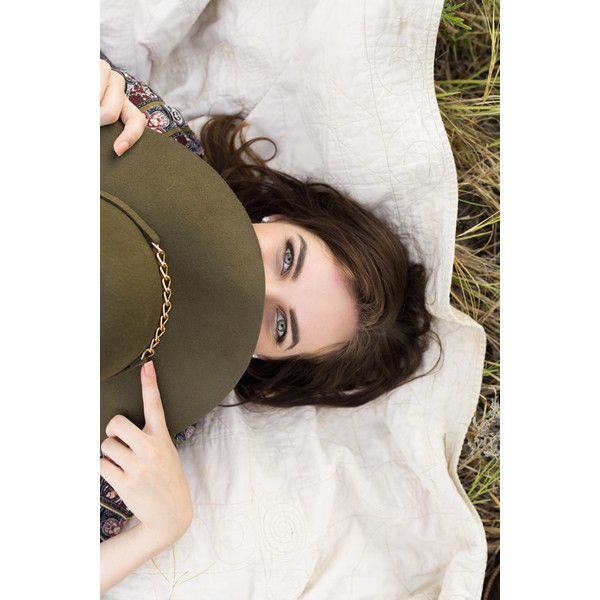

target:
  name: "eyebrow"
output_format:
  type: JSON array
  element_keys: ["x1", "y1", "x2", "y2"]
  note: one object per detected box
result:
[
  {"x1": 291, "y1": 234, "x2": 306, "y2": 281},
  {"x1": 286, "y1": 234, "x2": 306, "y2": 350},
  {"x1": 287, "y1": 309, "x2": 299, "y2": 350}
]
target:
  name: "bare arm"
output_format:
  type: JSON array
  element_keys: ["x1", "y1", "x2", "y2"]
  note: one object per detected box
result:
[
  {"x1": 100, "y1": 521, "x2": 168, "y2": 594},
  {"x1": 100, "y1": 362, "x2": 193, "y2": 595}
]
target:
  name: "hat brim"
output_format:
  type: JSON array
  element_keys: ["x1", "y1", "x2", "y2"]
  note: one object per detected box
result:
[{"x1": 100, "y1": 123, "x2": 265, "y2": 440}]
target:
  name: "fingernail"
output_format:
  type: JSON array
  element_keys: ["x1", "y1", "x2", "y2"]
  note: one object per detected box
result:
[
  {"x1": 143, "y1": 361, "x2": 154, "y2": 376},
  {"x1": 115, "y1": 140, "x2": 129, "y2": 156}
]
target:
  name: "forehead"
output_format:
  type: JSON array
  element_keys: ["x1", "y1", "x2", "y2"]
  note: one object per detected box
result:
[{"x1": 288, "y1": 224, "x2": 358, "y2": 354}]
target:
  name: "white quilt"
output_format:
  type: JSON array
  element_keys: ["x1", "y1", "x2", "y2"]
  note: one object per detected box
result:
[{"x1": 101, "y1": 1, "x2": 488, "y2": 598}]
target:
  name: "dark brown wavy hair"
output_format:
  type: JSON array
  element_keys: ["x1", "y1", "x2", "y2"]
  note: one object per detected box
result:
[{"x1": 199, "y1": 115, "x2": 440, "y2": 410}]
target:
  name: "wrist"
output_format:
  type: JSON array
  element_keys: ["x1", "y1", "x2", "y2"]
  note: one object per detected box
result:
[
  {"x1": 137, "y1": 510, "x2": 191, "y2": 552},
  {"x1": 100, "y1": 522, "x2": 168, "y2": 594},
  {"x1": 136, "y1": 522, "x2": 175, "y2": 555}
]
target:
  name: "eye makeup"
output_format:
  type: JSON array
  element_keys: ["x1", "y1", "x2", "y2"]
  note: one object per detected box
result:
[
  {"x1": 275, "y1": 239, "x2": 295, "y2": 344},
  {"x1": 281, "y1": 239, "x2": 295, "y2": 276},
  {"x1": 272, "y1": 234, "x2": 305, "y2": 351}
]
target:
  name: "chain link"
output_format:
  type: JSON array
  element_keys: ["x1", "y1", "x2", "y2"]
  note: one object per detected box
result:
[{"x1": 141, "y1": 242, "x2": 173, "y2": 361}]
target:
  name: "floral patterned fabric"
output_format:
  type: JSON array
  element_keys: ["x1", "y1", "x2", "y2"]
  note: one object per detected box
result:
[
  {"x1": 100, "y1": 53, "x2": 200, "y2": 541},
  {"x1": 101, "y1": 52, "x2": 205, "y2": 159}
]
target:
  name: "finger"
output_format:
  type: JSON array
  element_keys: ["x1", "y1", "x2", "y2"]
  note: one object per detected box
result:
[
  {"x1": 100, "y1": 456, "x2": 126, "y2": 492},
  {"x1": 100, "y1": 59, "x2": 112, "y2": 103},
  {"x1": 100, "y1": 65, "x2": 124, "y2": 105},
  {"x1": 100, "y1": 436, "x2": 136, "y2": 472},
  {"x1": 100, "y1": 71, "x2": 126, "y2": 126},
  {"x1": 105, "y1": 414, "x2": 146, "y2": 455},
  {"x1": 113, "y1": 98, "x2": 147, "y2": 156},
  {"x1": 141, "y1": 361, "x2": 168, "y2": 437}
]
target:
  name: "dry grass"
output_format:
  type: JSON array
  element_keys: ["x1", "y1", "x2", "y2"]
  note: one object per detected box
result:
[{"x1": 436, "y1": 0, "x2": 500, "y2": 588}]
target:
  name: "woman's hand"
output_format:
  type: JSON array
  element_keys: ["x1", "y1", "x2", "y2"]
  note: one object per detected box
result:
[
  {"x1": 100, "y1": 361, "x2": 193, "y2": 549},
  {"x1": 99, "y1": 363, "x2": 192, "y2": 593},
  {"x1": 100, "y1": 58, "x2": 146, "y2": 156}
]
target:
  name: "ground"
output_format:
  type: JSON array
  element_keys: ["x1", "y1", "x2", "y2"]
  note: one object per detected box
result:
[{"x1": 436, "y1": 1, "x2": 500, "y2": 596}]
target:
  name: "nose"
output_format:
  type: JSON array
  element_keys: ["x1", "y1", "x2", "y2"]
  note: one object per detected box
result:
[
  {"x1": 263, "y1": 267, "x2": 284, "y2": 302},
  {"x1": 263, "y1": 256, "x2": 301, "y2": 312}
]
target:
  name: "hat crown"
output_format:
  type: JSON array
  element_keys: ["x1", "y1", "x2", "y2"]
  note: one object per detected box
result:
[
  {"x1": 100, "y1": 192, "x2": 163, "y2": 381},
  {"x1": 100, "y1": 123, "x2": 265, "y2": 439}
]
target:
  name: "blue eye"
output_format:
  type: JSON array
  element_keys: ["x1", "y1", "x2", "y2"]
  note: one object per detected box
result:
[
  {"x1": 275, "y1": 240, "x2": 294, "y2": 344},
  {"x1": 281, "y1": 240, "x2": 294, "y2": 275},
  {"x1": 275, "y1": 308, "x2": 287, "y2": 344}
]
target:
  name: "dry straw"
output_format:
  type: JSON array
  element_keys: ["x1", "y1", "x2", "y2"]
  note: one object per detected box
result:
[{"x1": 436, "y1": 0, "x2": 500, "y2": 587}]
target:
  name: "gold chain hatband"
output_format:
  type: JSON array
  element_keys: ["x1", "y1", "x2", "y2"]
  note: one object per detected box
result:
[{"x1": 141, "y1": 242, "x2": 173, "y2": 361}]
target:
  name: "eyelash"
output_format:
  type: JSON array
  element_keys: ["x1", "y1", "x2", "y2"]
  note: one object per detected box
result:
[{"x1": 275, "y1": 239, "x2": 294, "y2": 345}]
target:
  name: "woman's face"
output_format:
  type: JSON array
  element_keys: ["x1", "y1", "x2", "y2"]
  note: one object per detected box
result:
[{"x1": 251, "y1": 215, "x2": 359, "y2": 360}]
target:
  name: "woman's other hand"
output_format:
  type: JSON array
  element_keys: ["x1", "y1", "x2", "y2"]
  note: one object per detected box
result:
[
  {"x1": 99, "y1": 361, "x2": 193, "y2": 550},
  {"x1": 100, "y1": 58, "x2": 146, "y2": 156}
]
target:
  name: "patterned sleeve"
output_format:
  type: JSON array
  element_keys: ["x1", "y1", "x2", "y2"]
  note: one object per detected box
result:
[
  {"x1": 100, "y1": 52, "x2": 200, "y2": 542},
  {"x1": 100, "y1": 52, "x2": 205, "y2": 159}
]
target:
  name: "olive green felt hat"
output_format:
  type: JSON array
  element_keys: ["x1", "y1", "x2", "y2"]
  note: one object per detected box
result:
[{"x1": 101, "y1": 123, "x2": 265, "y2": 440}]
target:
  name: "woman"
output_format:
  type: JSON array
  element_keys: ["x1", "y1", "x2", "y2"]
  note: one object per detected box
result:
[{"x1": 99, "y1": 57, "x2": 438, "y2": 592}]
